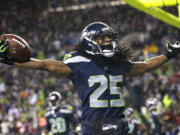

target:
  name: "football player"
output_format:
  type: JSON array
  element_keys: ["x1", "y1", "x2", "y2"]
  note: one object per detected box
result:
[
  {"x1": 42, "y1": 91, "x2": 78, "y2": 135},
  {"x1": 145, "y1": 98, "x2": 164, "y2": 135},
  {"x1": 0, "y1": 22, "x2": 180, "y2": 135},
  {"x1": 125, "y1": 108, "x2": 147, "y2": 135}
]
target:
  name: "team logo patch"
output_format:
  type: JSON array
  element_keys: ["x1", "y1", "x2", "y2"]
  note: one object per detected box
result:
[{"x1": 63, "y1": 54, "x2": 72, "y2": 60}]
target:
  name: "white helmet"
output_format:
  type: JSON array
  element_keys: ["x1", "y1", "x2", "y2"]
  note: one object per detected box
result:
[
  {"x1": 145, "y1": 97, "x2": 157, "y2": 112},
  {"x1": 48, "y1": 91, "x2": 62, "y2": 110},
  {"x1": 125, "y1": 107, "x2": 134, "y2": 117}
]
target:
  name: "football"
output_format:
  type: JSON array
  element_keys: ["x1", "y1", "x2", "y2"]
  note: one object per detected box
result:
[{"x1": 0, "y1": 34, "x2": 31, "y2": 62}]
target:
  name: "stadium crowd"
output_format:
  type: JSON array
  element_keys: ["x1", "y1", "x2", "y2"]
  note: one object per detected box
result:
[{"x1": 0, "y1": 1, "x2": 179, "y2": 135}]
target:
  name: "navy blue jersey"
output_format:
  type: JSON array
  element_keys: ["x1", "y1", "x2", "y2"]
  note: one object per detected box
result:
[
  {"x1": 63, "y1": 51, "x2": 132, "y2": 123},
  {"x1": 45, "y1": 108, "x2": 77, "y2": 135},
  {"x1": 149, "y1": 113, "x2": 162, "y2": 135}
]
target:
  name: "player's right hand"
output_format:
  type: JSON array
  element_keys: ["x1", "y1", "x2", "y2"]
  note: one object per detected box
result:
[
  {"x1": 166, "y1": 41, "x2": 180, "y2": 60},
  {"x1": 0, "y1": 37, "x2": 14, "y2": 65}
]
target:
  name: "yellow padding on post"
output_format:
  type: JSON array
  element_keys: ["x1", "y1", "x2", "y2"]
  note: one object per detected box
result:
[{"x1": 142, "y1": 0, "x2": 180, "y2": 7}]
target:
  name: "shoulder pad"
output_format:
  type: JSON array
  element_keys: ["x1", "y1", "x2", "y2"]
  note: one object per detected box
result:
[
  {"x1": 63, "y1": 51, "x2": 79, "y2": 61},
  {"x1": 63, "y1": 51, "x2": 91, "y2": 64},
  {"x1": 45, "y1": 110, "x2": 52, "y2": 117},
  {"x1": 60, "y1": 109, "x2": 72, "y2": 114},
  {"x1": 63, "y1": 53, "x2": 73, "y2": 61}
]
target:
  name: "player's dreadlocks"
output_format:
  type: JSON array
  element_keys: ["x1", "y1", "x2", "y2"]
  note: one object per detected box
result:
[
  {"x1": 114, "y1": 41, "x2": 134, "y2": 61},
  {"x1": 74, "y1": 41, "x2": 134, "y2": 62}
]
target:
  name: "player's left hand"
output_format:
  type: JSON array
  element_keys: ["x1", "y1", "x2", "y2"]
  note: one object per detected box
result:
[
  {"x1": 0, "y1": 37, "x2": 14, "y2": 65},
  {"x1": 166, "y1": 41, "x2": 180, "y2": 60},
  {"x1": 0, "y1": 37, "x2": 9, "y2": 60}
]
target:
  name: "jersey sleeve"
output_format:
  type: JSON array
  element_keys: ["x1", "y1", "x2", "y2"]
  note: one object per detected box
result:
[
  {"x1": 45, "y1": 110, "x2": 52, "y2": 131},
  {"x1": 45, "y1": 117, "x2": 51, "y2": 131},
  {"x1": 63, "y1": 52, "x2": 91, "y2": 80},
  {"x1": 124, "y1": 60, "x2": 133, "y2": 74},
  {"x1": 118, "y1": 60, "x2": 133, "y2": 75},
  {"x1": 60, "y1": 109, "x2": 78, "y2": 126},
  {"x1": 63, "y1": 52, "x2": 80, "y2": 79},
  {"x1": 68, "y1": 113, "x2": 78, "y2": 125}
]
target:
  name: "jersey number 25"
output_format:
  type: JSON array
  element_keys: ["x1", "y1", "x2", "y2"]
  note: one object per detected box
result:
[{"x1": 88, "y1": 75, "x2": 124, "y2": 108}]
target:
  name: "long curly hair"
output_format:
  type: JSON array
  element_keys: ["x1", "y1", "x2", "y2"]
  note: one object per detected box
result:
[{"x1": 114, "y1": 41, "x2": 134, "y2": 61}]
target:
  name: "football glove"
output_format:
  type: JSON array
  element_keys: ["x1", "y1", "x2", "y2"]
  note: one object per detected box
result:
[
  {"x1": 165, "y1": 40, "x2": 180, "y2": 60},
  {"x1": 0, "y1": 37, "x2": 14, "y2": 65}
]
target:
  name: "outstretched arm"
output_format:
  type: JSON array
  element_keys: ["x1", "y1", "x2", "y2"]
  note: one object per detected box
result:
[
  {"x1": 0, "y1": 38, "x2": 72, "y2": 76},
  {"x1": 127, "y1": 55, "x2": 168, "y2": 77},
  {"x1": 14, "y1": 58, "x2": 72, "y2": 76},
  {"x1": 128, "y1": 41, "x2": 180, "y2": 77}
]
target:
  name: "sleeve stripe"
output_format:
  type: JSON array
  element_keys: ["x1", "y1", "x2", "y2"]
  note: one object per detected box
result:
[{"x1": 64, "y1": 56, "x2": 91, "y2": 64}]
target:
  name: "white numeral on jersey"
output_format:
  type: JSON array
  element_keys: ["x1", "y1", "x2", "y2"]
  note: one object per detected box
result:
[
  {"x1": 49, "y1": 117, "x2": 66, "y2": 133},
  {"x1": 89, "y1": 75, "x2": 108, "y2": 108},
  {"x1": 109, "y1": 75, "x2": 124, "y2": 107},
  {"x1": 88, "y1": 75, "x2": 124, "y2": 108}
]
